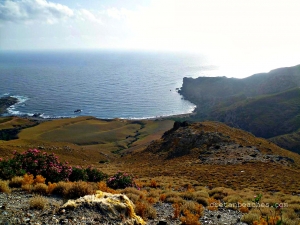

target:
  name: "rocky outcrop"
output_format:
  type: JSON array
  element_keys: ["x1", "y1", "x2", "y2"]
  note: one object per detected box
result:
[
  {"x1": 145, "y1": 121, "x2": 296, "y2": 166},
  {"x1": 0, "y1": 96, "x2": 18, "y2": 115},
  {"x1": 146, "y1": 121, "x2": 232, "y2": 159}
]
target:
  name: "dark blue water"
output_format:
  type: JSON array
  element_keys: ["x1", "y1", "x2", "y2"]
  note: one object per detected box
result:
[{"x1": 0, "y1": 50, "x2": 217, "y2": 119}]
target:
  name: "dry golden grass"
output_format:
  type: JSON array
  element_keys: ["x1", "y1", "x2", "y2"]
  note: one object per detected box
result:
[
  {"x1": 121, "y1": 187, "x2": 142, "y2": 196},
  {"x1": 180, "y1": 201, "x2": 204, "y2": 216},
  {"x1": 238, "y1": 202, "x2": 249, "y2": 213},
  {"x1": 29, "y1": 195, "x2": 48, "y2": 210},
  {"x1": 135, "y1": 201, "x2": 157, "y2": 220},
  {"x1": 193, "y1": 196, "x2": 208, "y2": 207},
  {"x1": 0, "y1": 180, "x2": 11, "y2": 193},
  {"x1": 180, "y1": 209, "x2": 201, "y2": 225},
  {"x1": 241, "y1": 211, "x2": 260, "y2": 224},
  {"x1": 223, "y1": 194, "x2": 242, "y2": 204},
  {"x1": 51, "y1": 181, "x2": 73, "y2": 197},
  {"x1": 207, "y1": 198, "x2": 220, "y2": 211},
  {"x1": 180, "y1": 191, "x2": 195, "y2": 201},
  {"x1": 65, "y1": 181, "x2": 94, "y2": 199},
  {"x1": 146, "y1": 189, "x2": 160, "y2": 199},
  {"x1": 32, "y1": 183, "x2": 48, "y2": 195},
  {"x1": 47, "y1": 182, "x2": 57, "y2": 195},
  {"x1": 21, "y1": 184, "x2": 33, "y2": 192},
  {"x1": 97, "y1": 181, "x2": 119, "y2": 194},
  {"x1": 125, "y1": 193, "x2": 140, "y2": 203},
  {"x1": 9, "y1": 176, "x2": 24, "y2": 188},
  {"x1": 159, "y1": 193, "x2": 167, "y2": 202}
]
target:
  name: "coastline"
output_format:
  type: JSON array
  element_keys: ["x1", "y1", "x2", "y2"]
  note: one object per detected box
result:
[
  {"x1": 1, "y1": 110, "x2": 196, "y2": 123},
  {"x1": 0, "y1": 95, "x2": 197, "y2": 122},
  {"x1": 17, "y1": 111, "x2": 196, "y2": 122}
]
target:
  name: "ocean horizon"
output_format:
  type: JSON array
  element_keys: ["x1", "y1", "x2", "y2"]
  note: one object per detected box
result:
[{"x1": 0, "y1": 50, "x2": 219, "y2": 119}]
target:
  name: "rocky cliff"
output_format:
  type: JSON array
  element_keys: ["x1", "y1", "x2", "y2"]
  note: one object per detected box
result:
[
  {"x1": 179, "y1": 64, "x2": 300, "y2": 154},
  {"x1": 0, "y1": 96, "x2": 18, "y2": 115}
]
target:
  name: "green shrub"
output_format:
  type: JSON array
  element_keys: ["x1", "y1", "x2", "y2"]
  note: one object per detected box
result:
[
  {"x1": 107, "y1": 171, "x2": 137, "y2": 189},
  {"x1": 69, "y1": 166, "x2": 88, "y2": 181},
  {"x1": 0, "y1": 159, "x2": 25, "y2": 180},
  {"x1": 85, "y1": 166, "x2": 107, "y2": 182}
]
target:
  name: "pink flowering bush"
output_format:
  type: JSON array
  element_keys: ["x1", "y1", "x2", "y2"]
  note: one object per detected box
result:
[
  {"x1": 0, "y1": 149, "x2": 72, "y2": 182},
  {"x1": 106, "y1": 171, "x2": 138, "y2": 189}
]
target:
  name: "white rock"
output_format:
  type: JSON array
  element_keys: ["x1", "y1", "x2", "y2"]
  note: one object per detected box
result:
[{"x1": 62, "y1": 191, "x2": 145, "y2": 225}]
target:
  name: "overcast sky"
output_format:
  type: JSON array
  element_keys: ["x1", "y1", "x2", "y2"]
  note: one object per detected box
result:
[{"x1": 1, "y1": 0, "x2": 300, "y2": 74}]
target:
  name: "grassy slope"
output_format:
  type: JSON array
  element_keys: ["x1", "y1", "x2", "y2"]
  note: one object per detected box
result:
[
  {"x1": 0, "y1": 117, "x2": 37, "y2": 130},
  {"x1": 0, "y1": 116, "x2": 174, "y2": 166},
  {"x1": 270, "y1": 130, "x2": 300, "y2": 154},
  {"x1": 116, "y1": 121, "x2": 300, "y2": 193},
  {"x1": 1, "y1": 116, "x2": 300, "y2": 193}
]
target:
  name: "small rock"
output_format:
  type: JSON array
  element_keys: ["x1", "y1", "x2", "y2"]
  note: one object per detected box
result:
[
  {"x1": 27, "y1": 212, "x2": 34, "y2": 217},
  {"x1": 22, "y1": 217, "x2": 30, "y2": 222},
  {"x1": 60, "y1": 209, "x2": 66, "y2": 214},
  {"x1": 60, "y1": 218, "x2": 68, "y2": 224}
]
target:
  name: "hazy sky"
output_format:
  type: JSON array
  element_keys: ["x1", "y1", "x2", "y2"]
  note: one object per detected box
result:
[{"x1": 1, "y1": 0, "x2": 300, "y2": 76}]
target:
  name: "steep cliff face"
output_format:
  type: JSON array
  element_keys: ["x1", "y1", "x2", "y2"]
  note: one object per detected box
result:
[
  {"x1": 179, "y1": 64, "x2": 300, "y2": 153},
  {"x1": 211, "y1": 88, "x2": 300, "y2": 139},
  {"x1": 179, "y1": 65, "x2": 300, "y2": 103}
]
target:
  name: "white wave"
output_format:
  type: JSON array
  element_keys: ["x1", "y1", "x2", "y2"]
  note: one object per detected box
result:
[
  {"x1": 6, "y1": 95, "x2": 30, "y2": 116},
  {"x1": 11, "y1": 95, "x2": 29, "y2": 104}
]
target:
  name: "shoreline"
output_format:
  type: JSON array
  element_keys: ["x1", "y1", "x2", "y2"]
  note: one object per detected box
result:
[
  {"x1": 1, "y1": 95, "x2": 197, "y2": 122},
  {"x1": 1, "y1": 110, "x2": 196, "y2": 123}
]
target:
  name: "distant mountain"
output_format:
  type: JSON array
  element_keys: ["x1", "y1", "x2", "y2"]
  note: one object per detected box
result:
[{"x1": 179, "y1": 64, "x2": 300, "y2": 154}]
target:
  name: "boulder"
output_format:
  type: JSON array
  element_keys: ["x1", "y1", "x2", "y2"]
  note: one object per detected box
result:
[{"x1": 61, "y1": 191, "x2": 145, "y2": 225}]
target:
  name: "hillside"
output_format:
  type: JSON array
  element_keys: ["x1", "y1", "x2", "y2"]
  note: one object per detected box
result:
[
  {"x1": 179, "y1": 64, "x2": 300, "y2": 153},
  {"x1": 120, "y1": 121, "x2": 300, "y2": 193},
  {"x1": 211, "y1": 88, "x2": 300, "y2": 152},
  {"x1": 0, "y1": 116, "x2": 174, "y2": 167},
  {"x1": 0, "y1": 117, "x2": 300, "y2": 224}
]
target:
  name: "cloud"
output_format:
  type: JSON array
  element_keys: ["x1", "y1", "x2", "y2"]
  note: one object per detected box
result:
[
  {"x1": 77, "y1": 9, "x2": 102, "y2": 24},
  {"x1": 0, "y1": 0, "x2": 73, "y2": 24}
]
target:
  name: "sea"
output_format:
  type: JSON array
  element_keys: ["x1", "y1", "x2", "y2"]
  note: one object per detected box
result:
[
  {"x1": 0, "y1": 49, "x2": 268, "y2": 119},
  {"x1": 0, "y1": 50, "x2": 219, "y2": 119}
]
